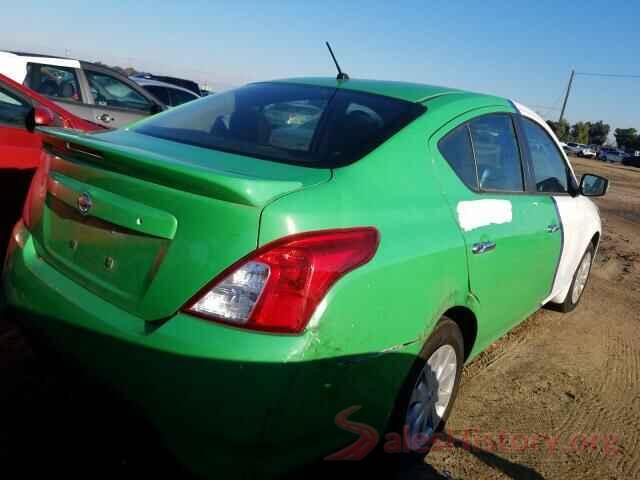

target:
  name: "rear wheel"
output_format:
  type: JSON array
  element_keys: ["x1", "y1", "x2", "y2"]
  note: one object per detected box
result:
[
  {"x1": 558, "y1": 243, "x2": 595, "y2": 313},
  {"x1": 388, "y1": 318, "x2": 464, "y2": 457}
]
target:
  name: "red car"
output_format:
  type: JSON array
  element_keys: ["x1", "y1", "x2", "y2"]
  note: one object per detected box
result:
[{"x1": 0, "y1": 73, "x2": 103, "y2": 256}]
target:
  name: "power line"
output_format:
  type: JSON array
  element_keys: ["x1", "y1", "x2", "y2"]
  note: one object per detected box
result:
[
  {"x1": 557, "y1": 69, "x2": 640, "y2": 123},
  {"x1": 529, "y1": 105, "x2": 560, "y2": 111},
  {"x1": 576, "y1": 72, "x2": 640, "y2": 79},
  {"x1": 550, "y1": 86, "x2": 567, "y2": 110}
]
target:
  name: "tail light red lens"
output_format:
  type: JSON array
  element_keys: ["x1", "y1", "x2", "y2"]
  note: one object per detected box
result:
[
  {"x1": 183, "y1": 227, "x2": 380, "y2": 334},
  {"x1": 22, "y1": 149, "x2": 52, "y2": 230}
]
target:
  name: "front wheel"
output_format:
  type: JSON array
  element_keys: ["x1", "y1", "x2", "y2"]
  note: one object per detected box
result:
[{"x1": 558, "y1": 243, "x2": 595, "y2": 313}]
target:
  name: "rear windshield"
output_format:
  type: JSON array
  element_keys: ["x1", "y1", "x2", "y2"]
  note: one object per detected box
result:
[{"x1": 135, "y1": 82, "x2": 425, "y2": 167}]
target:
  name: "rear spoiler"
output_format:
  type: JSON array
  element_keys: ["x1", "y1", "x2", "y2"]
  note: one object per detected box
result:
[{"x1": 39, "y1": 128, "x2": 312, "y2": 208}]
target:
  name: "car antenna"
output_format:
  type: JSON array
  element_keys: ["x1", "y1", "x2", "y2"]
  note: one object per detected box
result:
[{"x1": 326, "y1": 42, "x2": 350, "y2": 81}]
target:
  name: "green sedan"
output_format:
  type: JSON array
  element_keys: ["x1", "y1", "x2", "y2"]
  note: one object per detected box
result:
[{"x1": 3, "y1": 77, "x2": 608, "y2": 477}]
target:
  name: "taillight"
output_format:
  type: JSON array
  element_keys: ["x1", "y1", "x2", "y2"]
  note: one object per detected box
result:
[
  {"x1": 22, "y1": 149, "x2": 51, "y2": 230},
  {"x1": 183, "y1": 227, "x2": 380, "y2": 334}
]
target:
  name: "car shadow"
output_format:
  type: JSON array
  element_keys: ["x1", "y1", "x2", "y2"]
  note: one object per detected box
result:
[
  {"x1": 418, "y1": 432, "x2": 544, "y2": 480},
  {"x1": 289, "y1": 357, "x2": 544, "y2": 480},
  {"x1": 0, "y1": 168, "x2": 33, "y2": 261},
  {"x1": 1, "y1": 309, "x2": 544, "y2": 480}
]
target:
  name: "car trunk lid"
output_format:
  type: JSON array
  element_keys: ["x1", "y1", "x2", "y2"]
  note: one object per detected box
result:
[{"x1": 29, "y1": 128, "x2": 331, "y2": 321}]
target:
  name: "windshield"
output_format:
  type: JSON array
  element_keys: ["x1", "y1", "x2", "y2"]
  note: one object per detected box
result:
[{"x1": 135, "y1": 82, "x2": 425, "y2": 167}]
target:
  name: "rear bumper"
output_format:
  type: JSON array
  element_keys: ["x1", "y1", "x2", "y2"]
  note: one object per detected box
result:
[{"x1": 2, "y1": 223, "x2": 403, "y2": 478}]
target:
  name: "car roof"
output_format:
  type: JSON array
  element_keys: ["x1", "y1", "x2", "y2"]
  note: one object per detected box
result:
[
  {"x1": 0, "y1": 50, "x2": 81, "y2": 83},
  {"x1": 9, "y1": 51, "x2": 72, "y2": 60},
  {"x1": 269, "y1": 77, "x2": 490, "y2": 104},
  {"x1": 130, "y1": 77, "x2": 199, "y2": 96},
  {"x1": 0, "y1": 50, "x2": 140, "y2": 83}
]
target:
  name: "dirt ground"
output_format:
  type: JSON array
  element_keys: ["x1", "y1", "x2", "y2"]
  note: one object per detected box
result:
[{"x1": 0, "y1": 157, "x2": 638, "y2": 479}]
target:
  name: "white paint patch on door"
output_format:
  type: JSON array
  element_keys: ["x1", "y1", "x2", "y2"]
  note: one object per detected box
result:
[{"x1": 457, "y1": 199, "x2": 513, "y2": 231}]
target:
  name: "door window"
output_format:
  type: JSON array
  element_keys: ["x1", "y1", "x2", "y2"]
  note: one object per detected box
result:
[
  {"x1": 0, "y1": 86, "x2": 31, "y2": 126},
  {"x1": 169, "y1": 88, "x2": 198, "y2": 106},
  {"x1": 469, "y1": 114, "x2": 524, "y2": 192},
  {"x1": 144, "y1": 85, "x2": 170, "y2": 105},
  {"x1": 438, "y1": 124, "x2": 477, "y2": 189},
  {"x1": 25, "y1": 63, "x2": 82, "y2": 102},
  {"x1": 85, "y1": 71, "x2": 152, "y2": 112},
  {"x1": 520, "y1": 117, "x2": 569, "y2": 193}
]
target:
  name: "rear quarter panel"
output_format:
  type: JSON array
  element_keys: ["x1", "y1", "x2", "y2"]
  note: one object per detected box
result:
[
  {"x1": 258, "y1": 110, "x2": 475, "y2": 450},
  {"x1": 258, "y1": 113, "x2": 471, "y2": 359}
]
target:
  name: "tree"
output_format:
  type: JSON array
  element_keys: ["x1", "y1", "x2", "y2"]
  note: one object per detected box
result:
[
  {"x1": 547, "y1": 119, "x2": 570, "y2": 141},
  {"x1": 571, "y1": 122, "x2": 590, "y2": 144},
  {"x1": 614, "y1": 128, "x2": 638, "y2": 150},
  {"x1": 588, "y1": 121, "x2": 610, "y2": 146}
]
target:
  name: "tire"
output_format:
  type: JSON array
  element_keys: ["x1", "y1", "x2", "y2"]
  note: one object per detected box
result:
[
  {"x1": 387, "y1": 318, "x2": 464, "y2": 462},
  {"x1": 558, "y1": 243, "x2": 595, "y2": 313}
]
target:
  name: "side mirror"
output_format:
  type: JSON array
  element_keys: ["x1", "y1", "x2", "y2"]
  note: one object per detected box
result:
[
  {"x1": 580, "y1": 174, "x2": 608, "y2": 197},
  {"x1": 25, "y1": 105, "x2": 56, "y2": 132}
]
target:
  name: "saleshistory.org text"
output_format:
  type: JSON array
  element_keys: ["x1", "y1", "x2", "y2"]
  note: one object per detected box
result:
[{"x1": 325, "y1": 406, "x2": 621, "y2": 461}]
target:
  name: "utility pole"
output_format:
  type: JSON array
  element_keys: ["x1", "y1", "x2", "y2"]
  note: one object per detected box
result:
[{"x1": 558, "y1": 69, "x2": 575, "y2": 123}]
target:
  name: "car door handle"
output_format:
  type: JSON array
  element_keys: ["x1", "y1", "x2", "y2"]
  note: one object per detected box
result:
[
  {"x1": 96, "y1": 113, "x2": 114, "y2": 124},
  {"x1": 472, "y1": 241, "x2": 496, "y2": 254},
  {"x1": 546, "y1": 224, "x2": 561, "y2": 233}
]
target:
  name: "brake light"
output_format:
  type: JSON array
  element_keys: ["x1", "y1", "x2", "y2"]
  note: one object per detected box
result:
[
  {"x1": 22, "y1": 149, "x2": 52, "y2": 230},
  {"x1": 184, "y1": 228, "x2": 380, "y2": 334}
]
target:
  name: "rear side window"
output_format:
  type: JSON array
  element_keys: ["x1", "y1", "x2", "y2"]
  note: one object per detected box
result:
[
  {"x1": 520, "y1": 117, "x2": 569, "y2": 193},
  {"x1": 469, "y1": 114, "x2": 524, "y2": 192},
  {"x1": 135, "y1": 82, "x2": 425, "y2": 167},
  {"x1": 25, "y1": 63, "x2": 82, "y2": 103},
  {"x1": 0, "y1": 85, "x2": 31, "y2": 126},
  {"x1": 438, "y1": 124, "x2": 477, "y2": 189}
]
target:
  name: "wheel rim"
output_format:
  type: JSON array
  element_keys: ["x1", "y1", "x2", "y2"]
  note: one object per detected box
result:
[
  {"x1": 405, "y1": 344, "x2": 458, "y2": 450},
  {"x1": 572, "y1": 251, "x2": 592, "y2": 304}
]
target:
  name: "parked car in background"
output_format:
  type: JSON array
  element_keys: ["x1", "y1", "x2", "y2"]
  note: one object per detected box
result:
[
  {"x1": 622, "y1": 154, "x2": 640, "y2": 168},
  {"x1": 0, "y1": 72, "x2": 102, "y2": 257},
  {"x1": 131, "y1": 77, "x2": 200, "y2": 107},
  {"x1": 131, "y1": 72, "x2": 201, "y2": 96},
  {"x1": 3, "y1": 78, "x2": 607, "y2": 478},
  {"x1": 597, "y1": 146, "x2": 625, "y2": 163},
  {"x1": 0, "y1": 51, "x2": 165, "y2": 128},
  {"x1": 578, "y1": 144, "x2": 596, "y2": 158},
  {"x1": 564, "y1": 142, "x2": 595, "y2": 158},
  {"x1": 564, "y1": 142, "x2": 582, "y2": 155}
]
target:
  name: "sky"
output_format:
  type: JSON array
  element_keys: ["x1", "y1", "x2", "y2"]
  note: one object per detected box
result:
[{"x1": 2, "y1": 1, "x2": 639, "y2": 133}]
